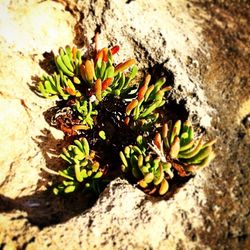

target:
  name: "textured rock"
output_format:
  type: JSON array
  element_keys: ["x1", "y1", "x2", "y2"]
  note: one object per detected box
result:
[
  {"x1": 0, "y1": 0, "x2": 249, "y2": 249},
  {"x1": 73, "y1": 0, "x2": 213, "y2": 127},
  {"x1": 27, "y1": 178, "x2": 208, "y2": 250},
  {"x1": 0, "y1": 0, "x2": 75, "y2": 197}
]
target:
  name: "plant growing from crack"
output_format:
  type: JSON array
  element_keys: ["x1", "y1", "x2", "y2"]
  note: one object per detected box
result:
[
  {"x1": 37, "y1": 34, "x2": 216, "y2": 196},
  {"x1": 120, "y1": 120, "x2": 216, "y2": 195},
  {"x1": 53, "y1": 138, "x2": 107, "y2": 194},
  {"x1": 125, "y1": 74, "x2": 172, "y2": 130}
]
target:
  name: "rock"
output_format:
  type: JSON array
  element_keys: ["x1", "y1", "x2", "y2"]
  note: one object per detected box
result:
[
  {"x1": 0, "y1": 0, "x2": 249, "y2": 249},
  {"x1": 0, "y1": 0, "x2": 75, "y2": 197},
  {"x1": 27, "y1": 177, "x2": 208, "y2": 250}
]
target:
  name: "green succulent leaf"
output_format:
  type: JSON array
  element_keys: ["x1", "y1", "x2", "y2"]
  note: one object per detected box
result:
[{"x1": 73, "y1": 99, "x2": 98, "y2": 129}]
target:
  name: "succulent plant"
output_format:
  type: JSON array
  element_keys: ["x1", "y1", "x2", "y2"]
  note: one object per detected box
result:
[
  {"x1": 125, "y1": 75, "x2": 172, "y2": 128},
  {"x1": 73, "y1": 99, "x2": 98, "y2": 129},
  {"x1": 37, "y1": 46, "x2": 83, "y2": 100},
  {"x1": 37, "y1": 35, "x2": 215, "y2": 197},
  {"x1": 157, "y1": 120, "x2": 216, "y2": 173},
  {"x1": 38, "y1": 43, "x2": 138, "y2": 102},
  {"x1": 55, "y1": 46, "x2": 82, "y2": 78},
  {"x1": 37, "y1": 72, "x2": 81, "y2": 100},
  {"x1": 53, "y1": 138, "x2": 107, "y2": 195},
  {"x1": 119, "y1": 135, "x2": 173, "y2": 195},
  {"x1": 119, "y1": 120, "x2": 216, "y2": 195},
  {"x1": 82, "y1": 46, "x2": 138, "y2": 101}
]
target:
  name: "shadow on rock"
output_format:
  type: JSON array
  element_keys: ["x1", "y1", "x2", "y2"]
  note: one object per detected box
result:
[
  {"x1": 32, "y1": 128, "x2": 72, "y2": 189},
  {"x1": 39, "y1": 51, "x2": 57, "y2": 75},
  {"x1": 147, "y1": 59, "x2": 174, "y2": 87},
  {"x1": 0, "y1": 129, "x2": 100, "y2": 228},
  {"x1": 0, "y1": 189, "x2": 97, "y2": 228},
  {"x1": 28, "y1": 51, "x2": 57, "y2": 96}
]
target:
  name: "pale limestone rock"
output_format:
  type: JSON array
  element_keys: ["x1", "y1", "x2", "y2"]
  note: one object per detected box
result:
[{"x1": 0, "y1": 0, "x2": 249, "y2": 249}]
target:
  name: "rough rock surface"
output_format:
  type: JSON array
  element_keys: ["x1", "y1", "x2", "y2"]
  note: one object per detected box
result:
[{"x1": 0, "y1": 0, "x2": 249, "y2": 249}]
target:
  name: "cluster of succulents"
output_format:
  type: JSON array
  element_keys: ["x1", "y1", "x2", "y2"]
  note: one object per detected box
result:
[
  {"x1": 38, "y1": 46, "x2": 82, "y2": 100},
  {"x1": 125, "y1": 75, "x2": 172, "y2": 129},
  {"x1": 119, "y1": 134, "x2": 173, "y2": 195},
  {"x1": 120, "y1": 120, "x2": 216, "y2": 195},
  {"x1": 80, "y1": 47, "x2": 138, "y2": 100},
  {"x1": 54, "y1": 138, "x2": 106, "y2": 194},
  {"x1": 38, "y1": 43, "x2": 137, "y2": 101},
  {"x1": 37, "y1": 34, "x2": 215, "y2": 196}
]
